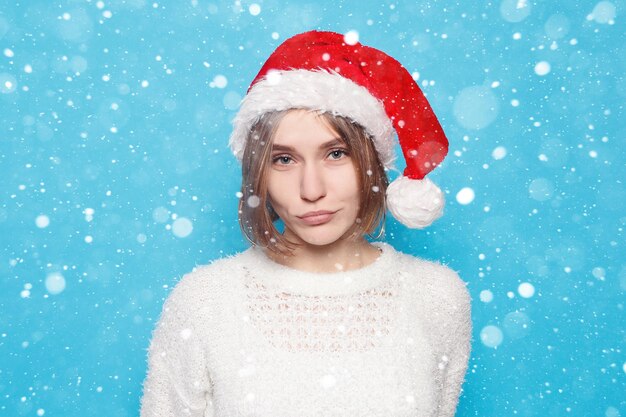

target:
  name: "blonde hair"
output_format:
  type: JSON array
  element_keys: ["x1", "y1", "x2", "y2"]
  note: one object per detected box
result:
[{"x1": 238, "y1": 109, "x2": 388, "y2": 256}]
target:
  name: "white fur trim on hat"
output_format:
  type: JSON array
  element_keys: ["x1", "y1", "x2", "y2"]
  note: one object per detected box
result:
[
  {"x1": 228, "y1": 69, "x2": 397, "y2": 169},
  {"x1": 386, "y1": 176, "x2": 445, "y2": 229}
]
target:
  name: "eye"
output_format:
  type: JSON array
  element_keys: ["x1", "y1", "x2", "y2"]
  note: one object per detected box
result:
[
  {"x1": 272, "y1": 154, "x2": 293, "y2": 165},
  {"x1": 328, "y1": 149, "x2": 349, "y2": 160}
]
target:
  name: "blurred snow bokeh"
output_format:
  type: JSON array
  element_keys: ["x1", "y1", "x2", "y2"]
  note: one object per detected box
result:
[{"x1": 0, "y1": 0, "x2": 623, "y2": 416}]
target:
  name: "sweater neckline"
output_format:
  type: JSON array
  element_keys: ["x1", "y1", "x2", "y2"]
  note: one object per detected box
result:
[{"x1": 244, "y1": 241, "x2": 395, "y2": 296}]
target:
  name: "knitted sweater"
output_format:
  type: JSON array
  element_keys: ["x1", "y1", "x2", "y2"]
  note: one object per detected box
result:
[{"x1": 140, "y1": 241, "x2": 472, "y2": 417}]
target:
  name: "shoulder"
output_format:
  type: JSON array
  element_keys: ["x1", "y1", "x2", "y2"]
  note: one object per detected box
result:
[
  {"x1": 391, "y1": 248, "x2": 471, "y2": 310},
  {"x1": 163, "y1": 249, "x2": 251, "y2": 313},
  {"x1": 383, "y1": 245, "x2": 472, "y2": 351}
]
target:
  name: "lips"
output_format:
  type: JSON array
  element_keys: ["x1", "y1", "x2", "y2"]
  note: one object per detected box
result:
[{"x1": 297, "y1": 210, "x2": 336, "y2": 225}]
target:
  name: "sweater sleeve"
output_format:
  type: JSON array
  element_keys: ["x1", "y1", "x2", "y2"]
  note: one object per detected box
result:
[
  {"x1": 140, "y1": 283, "x2": 214, "y2": 417},
  {"x1": 437, "y1": 268, "x2": 472, "y2": 417}
]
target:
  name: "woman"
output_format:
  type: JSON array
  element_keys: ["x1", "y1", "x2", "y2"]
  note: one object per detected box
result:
[{"x1": 140, "y1": 31, "x2": 471, "y2": 417}]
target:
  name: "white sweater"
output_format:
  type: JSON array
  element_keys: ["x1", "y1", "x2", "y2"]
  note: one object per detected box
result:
[{"x1": 140, "y1": 241, "x2": 472, "y2": 417}]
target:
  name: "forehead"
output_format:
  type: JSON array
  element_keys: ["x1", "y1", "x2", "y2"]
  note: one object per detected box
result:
[{"x1": 272, "y1": 110, "x2": 342, "y2": 148}]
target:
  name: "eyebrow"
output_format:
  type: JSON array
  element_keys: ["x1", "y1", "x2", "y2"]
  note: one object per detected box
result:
[{"x1": 271, "y1": 138, "x2": 345, "y2": 152}]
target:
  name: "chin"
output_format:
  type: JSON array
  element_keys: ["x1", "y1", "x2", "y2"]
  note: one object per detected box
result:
[
  {"x1": 289, "y1": 226, "x2": 352, "y2": 247},
  {"x1": 302, "y1": 236, "x2": 343, "y2": 247}
]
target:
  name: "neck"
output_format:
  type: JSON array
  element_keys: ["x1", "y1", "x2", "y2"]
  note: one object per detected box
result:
[{"x1": 263, "y1": 235, "x2": 382, "y2": 273}]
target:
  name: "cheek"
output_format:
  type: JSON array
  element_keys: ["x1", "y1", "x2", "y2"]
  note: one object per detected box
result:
[
  {"x1": 336, "y1": 167, "x2": 360, "y2": 197},
  {"x1": 266, "y1": 173, "x2": 290, "y2": 207},
  {"x1": 329, "y1": 173, "x2": 360, "y2": 216}
]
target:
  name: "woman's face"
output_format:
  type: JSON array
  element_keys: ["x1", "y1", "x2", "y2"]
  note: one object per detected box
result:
[{"x1": 266, "y1": 109, "x2": 360, "y2": 248}]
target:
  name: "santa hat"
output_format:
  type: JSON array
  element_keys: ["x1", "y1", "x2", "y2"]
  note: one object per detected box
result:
[{"x1": 229, "y1": 30, "x2": 448, "y2": 229}]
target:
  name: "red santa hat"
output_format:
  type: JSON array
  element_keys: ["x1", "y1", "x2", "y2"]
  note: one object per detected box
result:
[{"x1": 229, "y1": 30, "x2": 449, "y2": 229}]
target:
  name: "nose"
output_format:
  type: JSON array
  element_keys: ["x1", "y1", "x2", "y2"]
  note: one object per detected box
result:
[{"x1": 300, "y1": 163, "x2": 326, "y2": 202}]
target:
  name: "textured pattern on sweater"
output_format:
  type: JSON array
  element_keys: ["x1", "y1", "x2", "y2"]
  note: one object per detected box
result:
[
  {"x1": 140, "y1": 242, "x2": 472, "y2": 417},
  {"x1": 243, "y1": 273, "x2": 397, "y2": 353}
]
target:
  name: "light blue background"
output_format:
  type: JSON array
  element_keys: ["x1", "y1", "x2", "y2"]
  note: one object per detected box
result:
[{"x1": 1, "y1": 0, "x2": 624, "y2": 416}]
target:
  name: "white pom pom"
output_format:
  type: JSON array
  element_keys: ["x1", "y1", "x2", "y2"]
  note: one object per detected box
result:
[{"x1": 386, "y1": 176, "x2": 445, "y2": 228}]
